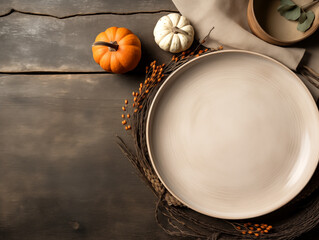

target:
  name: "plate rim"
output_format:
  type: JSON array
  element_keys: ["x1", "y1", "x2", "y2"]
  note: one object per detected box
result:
[{"x1": 146, "y1": 49, "x2": 319, "y2": 219}]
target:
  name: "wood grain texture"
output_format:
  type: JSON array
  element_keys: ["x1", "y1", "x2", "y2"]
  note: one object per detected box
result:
[
  {"x1": 0, "y1": 13, "x2": 172, "y2": 73},
  {"x1": 0, "y1": 74, "x2": 175, "y2": 240},
  {"x1": 0, "y1": 0, "x2": 177, "y2": 17}
]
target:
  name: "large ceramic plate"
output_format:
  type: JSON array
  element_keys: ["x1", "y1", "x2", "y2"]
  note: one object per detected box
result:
[{"x1": 146, "y1": 50, "x2": 319, "y2": 219}]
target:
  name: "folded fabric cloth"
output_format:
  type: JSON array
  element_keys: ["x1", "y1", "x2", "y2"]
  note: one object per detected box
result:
[
  {"x1": 172, "y1": 0, "x2": 319, "y2": 99},
  {"x1": 172, "y1": 0, "x2": 305, "y2": 70}
]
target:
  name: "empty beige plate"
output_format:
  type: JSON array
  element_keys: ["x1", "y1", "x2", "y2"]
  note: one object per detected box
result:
[{"x1": 146, "y1": 50, "x2": 319, "y2": 219}]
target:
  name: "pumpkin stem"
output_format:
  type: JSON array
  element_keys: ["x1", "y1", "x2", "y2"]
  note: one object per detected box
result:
[
  {"x1": 92, "y1": 41, "x2": 119, "y2": 51},
  {"x1": 171, "y1": 26, "x2": 188, "y2": 35}
]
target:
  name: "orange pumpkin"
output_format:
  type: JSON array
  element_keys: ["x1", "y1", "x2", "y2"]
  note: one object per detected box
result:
[{"x1": 92, "y1": 27, "x2": 142, "y2": 74}]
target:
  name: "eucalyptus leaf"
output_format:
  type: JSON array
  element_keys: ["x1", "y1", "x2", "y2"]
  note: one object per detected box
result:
[
  {"x1": 281, "y1": 6, "x2": 301, "y2": 20},
  {"x1": 280, "y1": 0, "x2": 296, "y2": 6},
  {"x1": 278, "y1": 4, "x2": 296, "y2": 13},
  {"x1": 299, "y1": 11, "x2": 307, "y2": 24},
  {"x1": 297, "y1": 11, "x2": 315, "y2": 32}
]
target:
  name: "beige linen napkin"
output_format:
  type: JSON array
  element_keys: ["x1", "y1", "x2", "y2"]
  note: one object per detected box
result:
[
  {"x1": 172, "y1": 0, "x2": 319, "y2": 99},
  {"x1": 172, "y1": 0, "x2": 305, "y2": 70}
]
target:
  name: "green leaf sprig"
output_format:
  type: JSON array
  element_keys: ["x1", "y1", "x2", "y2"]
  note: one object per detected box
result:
[{"x1": 277, "y1": 0, "x2": 315, "y2": 32}]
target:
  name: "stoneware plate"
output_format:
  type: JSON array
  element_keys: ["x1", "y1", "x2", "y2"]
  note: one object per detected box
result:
[{"x1": 146, "y1": 50, "x2": 319, "y2": 219}]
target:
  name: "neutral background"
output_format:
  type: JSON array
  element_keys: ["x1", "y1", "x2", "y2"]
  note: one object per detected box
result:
[{"x1": 0, "y1": 0, "x2": 318, "y2": 239}]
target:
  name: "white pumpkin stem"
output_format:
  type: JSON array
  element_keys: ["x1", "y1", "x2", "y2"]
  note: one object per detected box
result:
[
  {"x1": 92, "y1": 41, "x2": 119, "y2": 51},
  {"x1": 171, "y1": 26, "x2": 188, "y2": 35}
]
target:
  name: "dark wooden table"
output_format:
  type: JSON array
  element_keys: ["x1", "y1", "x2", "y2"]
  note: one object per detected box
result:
[{"x1": 0, "y1": 1, "x2": 318, "y2": 239}]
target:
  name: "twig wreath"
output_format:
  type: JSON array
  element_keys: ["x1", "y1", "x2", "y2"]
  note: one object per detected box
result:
[{"x1": 117, "y1": 28, "x2": 319, "y2": 239}]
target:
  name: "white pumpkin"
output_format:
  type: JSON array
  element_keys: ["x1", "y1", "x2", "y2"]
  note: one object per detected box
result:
[{"x1": 153, "y1": 13, "x2": 194, "y2": 53}]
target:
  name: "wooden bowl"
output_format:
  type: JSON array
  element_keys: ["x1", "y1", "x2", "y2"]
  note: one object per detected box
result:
[{"x1": 247, "y1": 0, "x2": 319, "y2": 46}]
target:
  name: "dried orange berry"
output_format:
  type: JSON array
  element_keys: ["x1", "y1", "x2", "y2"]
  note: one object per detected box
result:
[
  {"x1": 122, "y1": 120, "x2": 127, "y2": 125},
  {"x1": 204, "y1": 48, "x2": 208, "y2": 52},
  {"x1": 254, "y1": 233, "x2": 259, "y2": 237},
  {"x1": 264, "y1": 230, "x2": 268, "y2": 233},
  {"x1": 124, "y1": 99, "x2": 128, "y2": 104},
  {"x1": 132, "y1": 103, "x2": 135, "y2": 107},
  {"x1": 242, "y1": 231, "x2": 246, "y2": 235},
  {"x1": 132, "y1": 91, "x2": 135, "y2": 96},
  {"x1": 125, "y1": 126, "x2": 128, "y2": 130},
  {"x1": 218, "y1": 45, "x2": 223, "y2": 50},
  {"x1": 254, "y1": 224, "x2": 259, "y2": 227},
  {"x1": 122, "y1": 106, "x2": 126, "y2": 111},
  {"x1": 127, "y1": 125, "x2": 131, "y2": 130},
  {"x1": 145, "y1": 90, "x2": 149, "y2": 93},
  {"x1": 236, "y1": 226, "x2": 241, "y2": 230},
  {"x1": 248, "y1": 231, "x2": 252, "y2": 234},
  {"x1": 121, "y1": 114, "x2": 125, "y2": 118},
  {"x1": 249, "y1": 227, "x2": 254, "y2": 230},
  {"x1": 134, "y1": 109, "x2": 138, "y2": 113},
  {"x1": 140, "y1": 83, "x2": 143, "y2": 88},
  {"x1": 257, "y1": 228, "x2": 261, "y2": 231},
  {"x1": 199, "y1": 50, "x2": 204, "y2": 54},
  {"x1": 244, "y1": 223, "x2": 248, "y2": 227},
  {"x1": 127, "y1": 114, "x2": 130, "y2": 118},
  {"x1": 134, "y1": 97, "x2": 137, "y2": 102},
  {"x1": 196, "y1": 54, "x2": 200, "y2": 57},
  {"x1": 139, "y1": 105, "x2": 142, "y2": 109}
]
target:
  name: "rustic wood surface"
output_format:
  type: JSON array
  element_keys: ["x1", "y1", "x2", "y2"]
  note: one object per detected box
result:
[
  {"x1": 0, "y1": 74, "x2": 177, "y2": 240},
  {"x1": 0, "y1": 13, "x2": 172, "y2": 73},
  {"x1": 0, "y1": 0, "x2": 177, "y2": 17},
  {"x1": 0, "y1": 0, "x2": 318, "y2": 239}
]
